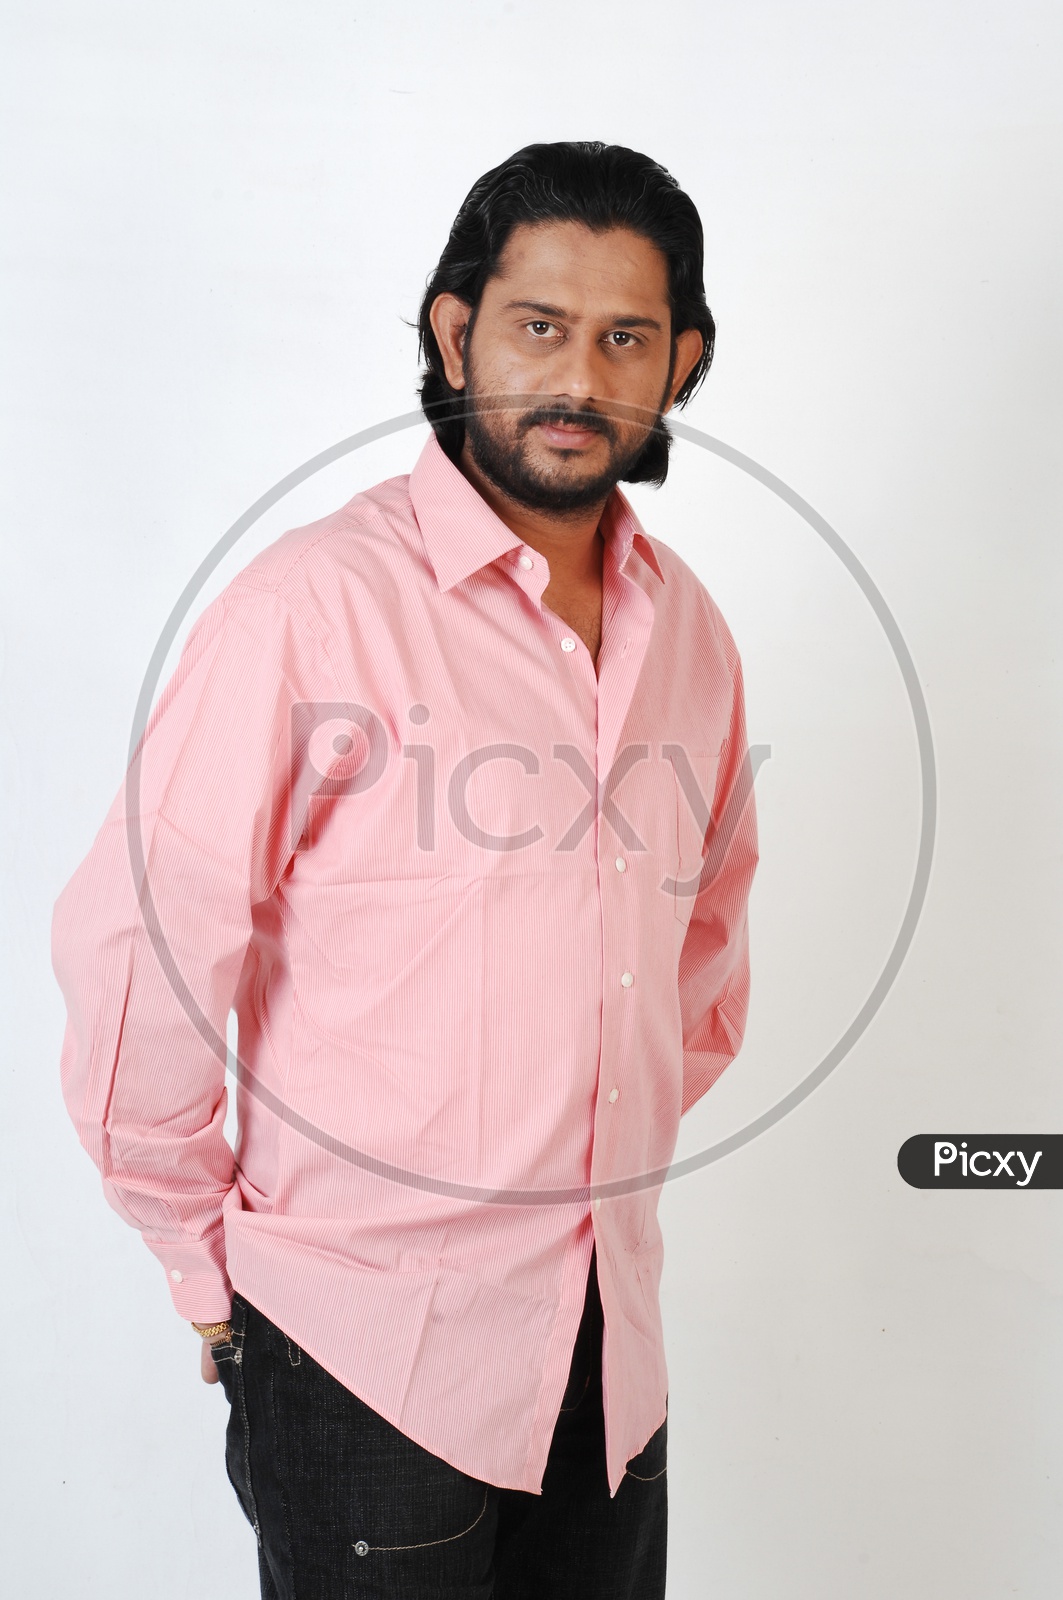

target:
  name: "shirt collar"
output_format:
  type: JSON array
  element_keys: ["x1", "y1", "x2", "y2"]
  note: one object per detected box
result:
[{"x1": 408, "y1": 428, "x2": 666, "y2": 593}]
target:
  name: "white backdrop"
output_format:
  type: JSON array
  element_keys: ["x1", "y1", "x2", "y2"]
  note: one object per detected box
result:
[{"x1": 3, "y1": 3, "x2": 1061, "y2": 1596}]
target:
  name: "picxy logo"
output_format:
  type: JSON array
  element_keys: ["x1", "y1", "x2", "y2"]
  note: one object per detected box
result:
[
  {"x1": 934, "y1": 1142, "x2": 1040, "y2": 1185},
  {"x1": 897, "y1": 1135, "x2": 1061, "y2": 1189}
]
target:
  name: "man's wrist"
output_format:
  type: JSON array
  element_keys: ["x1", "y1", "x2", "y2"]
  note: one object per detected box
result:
[{"x1": 191, "y1": 1318, "x2": 232, "y2": 1343}]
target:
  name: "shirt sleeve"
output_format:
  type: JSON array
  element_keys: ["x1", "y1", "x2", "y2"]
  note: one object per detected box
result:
[
  {"x1": 678, "y1": 623, "x2": 760, "y2": 1116},
  {"x1": 51, "y1": 577, "x2": 342, "y2": 1320}
]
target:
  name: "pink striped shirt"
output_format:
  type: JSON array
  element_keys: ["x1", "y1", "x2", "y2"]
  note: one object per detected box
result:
[{"x1": 51, "y1": 429, "x2": 758, "y2": 1496}]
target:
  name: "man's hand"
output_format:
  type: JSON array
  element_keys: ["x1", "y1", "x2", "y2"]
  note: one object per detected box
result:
[
  {"x1": 191, "y1": 1318, "x2": 232, "y2": 1382},
  {"x1": 201, "y1": 1337, "x2": 223, "y2": 1383}
]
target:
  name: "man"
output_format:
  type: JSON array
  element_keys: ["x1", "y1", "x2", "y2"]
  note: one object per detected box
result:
[{"x1": 52, "y1": 140, "x2": 759, "y2": 1598}]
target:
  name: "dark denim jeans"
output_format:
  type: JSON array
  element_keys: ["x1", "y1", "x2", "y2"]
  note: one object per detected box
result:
[{"x1": 210, "y1": 1254, "x2": 667, "y2": 1598}]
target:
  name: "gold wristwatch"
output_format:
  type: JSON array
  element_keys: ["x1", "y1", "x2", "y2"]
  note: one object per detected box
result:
[{"x1": 191, "y1": 1319, "x2": 232, "y2": 1342}]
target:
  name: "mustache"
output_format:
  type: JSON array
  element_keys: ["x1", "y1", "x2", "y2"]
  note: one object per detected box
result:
[{"x1": 519, "y1": 403, "x2": 615, "y2": 441}]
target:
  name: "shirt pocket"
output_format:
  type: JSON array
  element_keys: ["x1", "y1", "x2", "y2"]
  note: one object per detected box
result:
[{"x1": 665, "y1": 744, "x2": 724, "y2": 924}]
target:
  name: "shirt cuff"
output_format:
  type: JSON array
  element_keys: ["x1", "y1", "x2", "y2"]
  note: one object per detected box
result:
[{"x1": 142, "y1": 1230, "x2": 233, "y2": 1322}]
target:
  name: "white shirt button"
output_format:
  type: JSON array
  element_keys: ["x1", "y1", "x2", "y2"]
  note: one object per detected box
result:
[
  {"x1": 594, "y1": 1196, "x2": 602, "y2": 1211},
  {"x1": 518, "y1": 554, "x2": 534, "y2": 569},
  {"x1": 560, "y1": 637, "x2": 577, "y2": 652},
  {"x1": 615, "y1": 856, "x2": 626, "y2": 872},
  {"x1": 608, "y1": 1087, "x2": 620, "y2": 1103},
  {"x1": 620, "y1": 970, "x2": 634, "y2": 988},
  {"x1": 169, "y1": 1269, "x2": 184, "y2": 1283}
]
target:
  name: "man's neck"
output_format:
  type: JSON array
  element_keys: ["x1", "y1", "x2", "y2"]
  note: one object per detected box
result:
[{"x1": 457, "y1": 443, "x2": 607, "y2": 590}]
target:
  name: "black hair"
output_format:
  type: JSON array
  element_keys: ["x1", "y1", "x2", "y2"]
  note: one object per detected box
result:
[{"x1": 416, "y1": 140, "x2": 715, "y2": 486}]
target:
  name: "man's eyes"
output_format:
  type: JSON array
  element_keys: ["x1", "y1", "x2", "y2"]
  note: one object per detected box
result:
[{"x1": 524, "y1": 322, "x2": 639, "y2": 346}]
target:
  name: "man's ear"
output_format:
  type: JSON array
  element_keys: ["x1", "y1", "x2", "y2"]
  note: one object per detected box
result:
[
  {"x1": 428, "y1": 293, "x2": 472, "y2": 391},
  {"x1": 664, "y1": 328, "x2": 705, "y2": 411}
]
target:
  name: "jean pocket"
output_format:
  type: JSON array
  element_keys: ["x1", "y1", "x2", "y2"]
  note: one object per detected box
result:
[
  {"x1": 209, "y1": 1338, "x2": 238, "y2": 1394},
  {"x1": 623, "y1": 1415, "x2": 668, "y2": 1484},
  {"x1": 209, "y1": 1295, "x2": 245, "y2": 1380},
  {"x1": 214, "y1": 1297, "x2": 261, "y2": 1539}
]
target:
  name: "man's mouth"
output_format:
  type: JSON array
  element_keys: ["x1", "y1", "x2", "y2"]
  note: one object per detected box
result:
[{"x1": 534, "y1": 418, "x2": 605, "y2": 450}]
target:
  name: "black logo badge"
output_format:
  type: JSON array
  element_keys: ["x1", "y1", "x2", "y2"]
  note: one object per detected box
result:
[{"x1": 898, "y1": 1136, "x2": 1061, "y2": 1189}]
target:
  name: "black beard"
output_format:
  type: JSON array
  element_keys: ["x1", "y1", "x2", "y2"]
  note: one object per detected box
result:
[{"x1": 460, "y1": 386, "x2": 662, "y2": 516}]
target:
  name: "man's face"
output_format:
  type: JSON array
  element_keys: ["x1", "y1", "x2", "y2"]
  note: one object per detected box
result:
[{"x1": 433, "y1": 221, "x2": 700, "y2": 515}]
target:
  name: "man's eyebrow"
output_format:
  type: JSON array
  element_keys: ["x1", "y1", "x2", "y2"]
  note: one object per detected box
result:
[{"x1": 500, "y1": 298, "x2": 664, "y2": 332}]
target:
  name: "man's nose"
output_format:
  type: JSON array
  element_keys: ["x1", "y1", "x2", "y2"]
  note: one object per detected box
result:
[{"x1": 544, "y1": 332, "x2": 612, "y2": 401}]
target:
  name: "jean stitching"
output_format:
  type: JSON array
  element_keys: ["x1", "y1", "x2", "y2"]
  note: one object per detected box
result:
[
  {"x1": 234, "y1": 1367, "x2": 261, "y2": 1538},
  {"x1": 357, "y1": 1486, "x2": 490, "y2": 1553},
  {"x1": 268, "y1": 1351, "x2": 297, "y2": 1597},
  {"x1": 284, "y1": 1335, "x2": 302, "y2": 1367},
  {"x1": 624, "y1": 1464, "x2": 667, "y2": 1482},
  {"x1": 231, "y1": 1301, "x2": 261, "y2": 1542}
]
